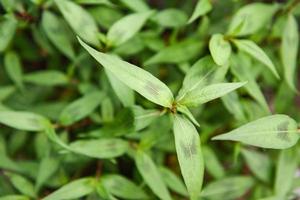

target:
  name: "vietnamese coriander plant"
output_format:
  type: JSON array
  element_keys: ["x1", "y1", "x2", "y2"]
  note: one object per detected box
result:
[{"x1": 0, "y1": 0, "x2": 300, "y2": 200}]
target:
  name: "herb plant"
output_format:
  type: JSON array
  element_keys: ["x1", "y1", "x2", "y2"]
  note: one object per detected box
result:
[{"x1": 0, "y1": 0, "x2": 300, "y2": 200}]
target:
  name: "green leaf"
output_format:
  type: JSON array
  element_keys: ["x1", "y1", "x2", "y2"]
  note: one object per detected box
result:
[
  {"x1": 213, "y1": 115, "x2": 300, "y2": 149},
  {"x1": 35, "y1": 156, "x2": 59, "y2": 191},
  {"x1": 188, "y1": 0, "x2": 212, "y2": 23},
  {"x1": 233, "y1": 39, "x2": 279, "y2": 79},
  {"x1": 69, "y1": 138, "x2": 129, "y2": 159},
  {"x1": 202, "y1": 146, "x2": 225, "y2": 179},
  {"x1": 221, "y1": 91, "x2": 246, "y2": 122},
  {"x1": 0, "y1": 85, "x2": 15, "y2": 101},
  {"x1": 75, "y1": 0, "x2": 113, "y2": 6},
  {"x1": 43, "y1": 178, "x2": 95, "y2": 200},
  {"x1": 59, "y1": 91, "x2": 105, "y2": 125},
  {"x1": 159, "y1": 167, "x2": 188, "y2": 196},
  {"x1": 6, "y1": 172, "x2": 36, "y2": 198},
  {"x1": 173, "y1": 114, "x2": 204, "y2": 200},
  {"x1": 153, "y1": 9, "x2": 188, "y2": 28},
  {"x1": 209, "y1": 34, "x2": 232, "y2": 66},
  {"x1": 89, "y1": 6, "x2": 123, "y2": 30},
  {"x1": 42, "y1": 11, "x2": 75, "y2": 59},
  {"x1": 274, "y1": 147, "x2": 298, "y2": 197},
  {"x1": 107, "y1": 11, "x2": 154, "y2": 46},
  {"x1": 228, "y1": 3, "x2": 278, "y2": 36},
  {"x1": 24, "y1": 70, "x2": 69, "y2": 86},
  {"x1": 119, "y1": 0, "x2": 149, "y2": 12},
  {"x1": 78, "y1": 38, "x2": 174, "y2": 107},
  {"x1": 176, "y1": 56, "x2": 229, "y2": 101},
  {"x1": 133, "y1": 106, "x2": 160, "y2": 131},
  {"x1": 102, "y1": 174, "x2": 148, "y2": 199},
  {"x1": 4, "y1": 51, "x2": 24, "y2": 90},
  {"x1": 0, "y1": 195, "x2": 29, "y2": 200},
  {"x1": 179, "y1": 82, "x2": 246, "y2": 107},
  {"x1": 0, "y1": 0, "x2": 15, "y2": 12},
  {"x1": 0, "y1": 111, "x2": 48, "y2": 131},
  {"x1": 106, "y1": 69, "x2": 135, "y2": 107},
  {"x1": 135, "y1": 150, "x2": 172, "y2": 200},
  {"x1": 274, "y1": 82, "x2": 295, "y2": 113},
  {"x1": 55, "y1": 0, "x2": 99, "y2": 46},
  {"x1": 241, "y1": 148, "x2": 271, "y2": 182},
  {"x1": 258, "y1": 196, "x2": 281, "y2": 200},
  {"x1": 96, "y1": 181, "x2": 118, "y2": 200},
  {"x1": 281, "y1": 14, "x2": 299, "y2": 92},
  {"x1": 231, "y1": 53, "x2": 270, "y2": 113},
  {"x1": 0, "y1": 15, "x2": 17, "y2": 52},
  {"x1": 177, "y1": 104, "x2": 200, "y2": 127},
  {"x1": 101, "y1": 97, "x2": 114, "y2": 123},
  {"x1": 200, "y1": 176, "x2": 254, "y2": 199},
  {"x1": 144, "y1": 39, "x2": 203, "y2": 65}
]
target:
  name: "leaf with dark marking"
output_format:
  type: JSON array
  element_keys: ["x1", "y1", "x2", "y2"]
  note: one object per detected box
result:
[
  {"x1": 213, "y1": 115, "x2": 299, "y2": 149},
  {"x1": 173, "y1": 114, "x2": 204, "y2": 200},
  {"x1": 78, "y1": 38, "x2": 174, "y2": 107}
]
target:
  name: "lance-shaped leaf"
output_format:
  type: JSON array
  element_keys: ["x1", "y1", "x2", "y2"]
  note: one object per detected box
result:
[
  {"x1": 228, "y1": 3, "x2": 278, "y2": 36},
  {"x1": 35, "y1": 156, "x2": 59, "y2": 191},
  {"x1": 119, "y1": 0, "x2": 150, "y2": 12},
  {"x1": 0, "y1": 85, "x2": 15, "y2": 101},
  {"x1": 275, "y1": 148, "x2": 298, "y2": 197},
  {"x1": 0, "y1": 15, "x2": 17, "y2": 52},
  {"x1": 24, "y1": 70, "x2": 69, "y2": 86},
  {"x1": 159, "y1": 167, "x2": 188, "y2": 196},
  {"x1": 200, "y1": 176, "x2": 254, "y2": 200},
  {"x1": 133, "y1": 106, "x2": 160, "y2": 131},
  {"x1": 4, "y1": 51, "x2": 24, "y2": 90},
  {"x1": 213, "y1": 115, "x2": 300, "y2": 149},
  {"x1": 0, "y1": 111, "x2": 48, "y2": 131},
  {"x1": 188, "y1": 0, "x2": 212, "y2": 23},
  {"x1": 153, "y1": 9, "x2": 188, "y2": 28},
  {"x1": 209, "y1": 33, "x2": 231, "y2": 66},
  {"x1": 281, "y1": 14, "x2": 299, "y2": 92},
  {"x1": 179, "y1": 82, "x2": 247, "y2": 107},
  {"x1": 231, "y1": 53, "x2": 269, "y2": 113},
  {"x1": 102, "y1": 174, "x2": 148, "y2": 199},
  {"x1": 176, "y1": 56, "x2": 229, "y2": 101},
  {"x1": 42, "y1": 11, "x2": 75, "y2": 59},
  {"x1": 78, "y1": 38, "x2": 174, "y2": 108},
  {"x1": 233, "y1": 39, "x2": 279, "y2": 79},
  {"x1": 107, "y1": 10, "x2": 154, "y2": 46},
  {"x1": 69, "y1": 138, "x2": 129, "y2": 159},
  {"x1": 106, "y1": 69, "x2": 135, "y2": 107},
  {"x1": 0, "y1": 195, "x2": 29, "y2": 200},
  {"x1": 59, "y1": 91, "x2": 105, "y2": 125},
  {"x1": 144, "y1": 39, "x2": 204, "y2": 65},
  {"x1": 241, "y1": 148, "x2": 271, "y2": 182},
  {"x1": 135, "y1": 150, "x2": 172, "y2": 200},
  {"x1": 173, "y1": 114, "x2": 204, "y2": 199},
  {"x1": 202, "y1": 146, "x2": 225, "y2": 179},
  {"x1": 75, "y1": 0, "x2": 113, "y2": 6},
  {"x1": 43, "y1": 178, "x2": 95, "y2": 200},
  {"x1": 6, "y1": 172, "x2": 36, "y2": 198},
  {"x1": 221, "y1": 91, "x2": 246, "y2": 122},
  {"x1": 177, "y1": 104, "x2": 200, "y2": 127},
  {"x1": 55, "y1": 0, "x2": 99, "y2": 46}
]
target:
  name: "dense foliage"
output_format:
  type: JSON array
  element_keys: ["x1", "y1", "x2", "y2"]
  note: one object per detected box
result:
[{"x1": 0, "y1": 0, "x2": 300, "y2": 199}]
